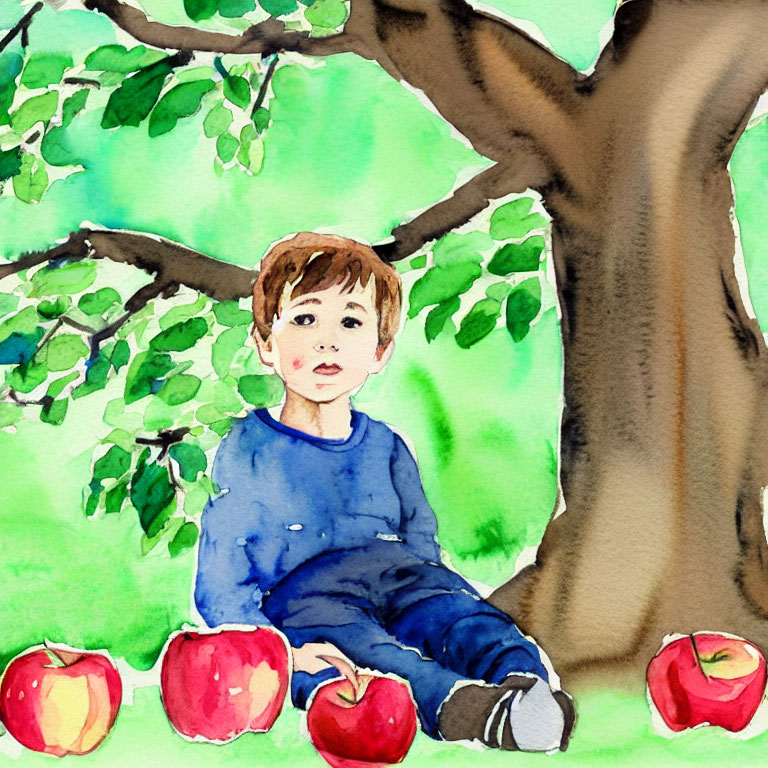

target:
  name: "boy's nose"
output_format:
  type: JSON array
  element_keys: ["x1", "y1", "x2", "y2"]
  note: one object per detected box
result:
[{"x1": 314, "y1": 343, "x2": 339, "y2": 353}]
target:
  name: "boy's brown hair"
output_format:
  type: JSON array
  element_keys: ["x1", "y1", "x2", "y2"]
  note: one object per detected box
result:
[{"x1": 252, "y1": 232, "x2": 402, "y2": 349}]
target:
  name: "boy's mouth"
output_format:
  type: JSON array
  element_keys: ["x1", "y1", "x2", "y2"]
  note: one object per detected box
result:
[{"x1": 313, "y1": 363, "x2": 342, "y2": 375}]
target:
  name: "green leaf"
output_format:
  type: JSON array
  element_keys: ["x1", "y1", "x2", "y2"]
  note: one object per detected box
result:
[
  {"x1": 124, "y1": 350, "x2": 174, "y2": 404},
  {"x1": 216, "y1": 132, "x2": 238, "y2": 164},
  {"x1": 455, "y1": 298, "x2": 502, "y2": 349},
  {"x1": 409, "y1": 254, "x2": 427, "y2": 270},
  {"x1": 407, "y1": 262, "x2": 482, "y2": 318},
  {"x1": 157, "y1": 373, "x2": 201, "y2": 405},
  {"x1": 46, "y1": 371, "x2": 79, "y2": 399},
  {"x1": 489, "y1": 198, "x2": 548, "y2": 240},
  {"x1": 0, "y1": 307, "x2": 39, "y2": 342},
  {"x1": 0, "y1": 329, "x2": 44, "y2": 365},
  {"x1": 305, "y1": 0, "x2": 348, "y2": 28},
  {"x1": 29, "y1": 261, "x2": 97, "y2": 297},
  {"x1": 210, "y1": 417, "x2": 233, "y2": 436},
  {"x1": 432, "y1": 231, "x2": 492, "y2": 267},
  {"x1": 485, "y1": 282, "x2": 512, "y2": 302},
  {"x1": 71, "y1": 353, "x2": 111, "y2": 398},
  {"x1": 203, "y1": 102, "x2": 233, "y2": 138},
  {"x1": 40, "y1": 398, "x2": 68, "y2": 426},
  {"x1": 148, "y1": 79, "x2": 215, "y2": 137},
  {"x1": 213, "y1": 300, "x2": 251, "y2": 327},
  {"x1": 130, "y1": 450, "x2": 176, "y2": 537},
  {"x1": 93, "y1": 445, "x2": 131, "y2": 480},
  {"x1": 158, "y1": 294, "x2": 207, "y2": 330},
  {"x1": 40, "y1": 127, "x2": 77, "y2": 167},
  {"x1": 252, "y1": 106, "x2": 270, "y2": 133},
  {"x1": 259, "y1": 0, "x2": 298, "y2": 15},
  {"x1": 0, "y1": 402, "x2": 22, "y2": 428},
  {"x1": 424, "y1": 296, "x2": 460, "y2": 342},
  {"x1": 12, "y1": 154, "x2": 48, "y2": 204},
  {"x1": 219, "y1": 0, "x2": 256, "y2": 16},
  {"x1": 10, "y1": 91, "x2": 58, "y2": 134},
  {"x1": 150, "y1": 317, "x2": 208, "y2": 352},
  {"x1": 7, "y1": 361, "x2": 48, "y2": 392},
  {"x1": 62, "y1": 90, "x2": 90, "y2": 128},
  {"x1": 0, "y1": 293, "x2": 20, "y2": 317},
  {"x1": 101, "y1": 58, "x2": 176, "y2": 129},
  {"x1": 78, "y1": 288, "x2": 122, "y2": 315},
  {"x1": 85, "y1": 45, "x2": 166, "y2": 73},
  {"x1": 0, "y1": 147, "x2": 22, "y2": 182},
  {"x1": 39, "y1": 334, "x2": 88, "y2": 371},
  {"x1": 506, "y1": 278, "x2": 542, "y2": 342},
  {"x1": 111, "y1": 339, "x2": 130, "y2": 372},
  {"x1": 169, "y1": 521, "x2": 199, "y2": 557},
  {"x1": 237, "y1": 123, "x2": 264, "y2": 173},
  {"x1": 223, "y1": 75, "x2": 250, "y2": 109},
  {"x1": 20, "y1": 54, "x2": 73, "y2": 89},
  {"x1": 212, "y1": 325, "x2": 248, "y2": 378},
  {"x1": 237, "y1": 373, "x2": 282, "y2": 406},
  {"x1": 487, "y1": 235, "x2": 545, "y2": 275},
  {"x1": 184, "y1": 0, "x2": 218, "y2": 20},
  {"x1": 85, "y1": 480, "x2": 102, "y2": 516},
  {"x1": 0, "y1": 53, "x2": 23, "y2": 127},
  {"x1": 105, "y1": 480, "x2": 129, "y2": 514},
  {"x1": 169, "y1": 442, "x2": 207, "y2": 481}
]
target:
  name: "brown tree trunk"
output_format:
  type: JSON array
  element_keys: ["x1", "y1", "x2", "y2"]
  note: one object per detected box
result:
[{"x1": 490, "y1": 2, "x2": 768, "y2": 686}]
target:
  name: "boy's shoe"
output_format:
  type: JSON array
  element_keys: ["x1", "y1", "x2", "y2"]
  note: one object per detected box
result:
[{"x1": 438, "y1": 674, "x2": 575, "y2": 752}]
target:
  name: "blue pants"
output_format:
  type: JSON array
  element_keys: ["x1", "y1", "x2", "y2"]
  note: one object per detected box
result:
[{"x1": 260, "y1": 541, "x2": 547, "y2": 738}]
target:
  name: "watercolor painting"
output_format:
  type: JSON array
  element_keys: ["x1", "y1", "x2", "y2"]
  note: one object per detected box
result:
[{"x1": 3, "y1": 0, "x2": 768, "y2": 765}]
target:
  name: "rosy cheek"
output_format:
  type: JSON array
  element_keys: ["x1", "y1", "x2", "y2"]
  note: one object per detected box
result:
[{"x1": 292, "y1": 358, "x2": 304, "y2": 371}]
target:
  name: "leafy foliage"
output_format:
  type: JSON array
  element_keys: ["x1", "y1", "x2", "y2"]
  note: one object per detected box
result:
[
  {"x1": 0, "y1": 257, "x2": 282, "y2": 558},
  {"x1": 0, "y1": 6, "x2": 284, "y2": 205},
  {"x1": 406, "y1": 194, "x2": 551, "y2": 348}
]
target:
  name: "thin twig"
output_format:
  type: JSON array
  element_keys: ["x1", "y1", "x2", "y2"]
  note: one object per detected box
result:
[
  {"x1": 60, "y1": 316, "x2": 97, "y2": 334},
  {"x1": 88, "y1": 278, "x2": 179, "y2": 362},
  {"x1": 62, "y1": 77, "x2": 101, "y2": 88},
  {"x1": 251, "y1": 55, "x2": 278, "y2": 118},
  {"x1": 136, "y1": 427, "x2": 190, "y2": 460},
  {"x1": 36, "y1": 317, "x2": 64, "y2": 353},
  {"x1": 0, "y1": 2, "x2": 43, "y2": 54}
]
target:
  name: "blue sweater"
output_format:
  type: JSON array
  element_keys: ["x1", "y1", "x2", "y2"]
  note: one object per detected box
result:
[{"x1": 195, "y1": 408, "x2": 441, "y2": 628}]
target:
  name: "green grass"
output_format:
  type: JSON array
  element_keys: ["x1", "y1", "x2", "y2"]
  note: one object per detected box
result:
[{"x1": 3, "y1": 686, "x2": 768, "y2": 767}]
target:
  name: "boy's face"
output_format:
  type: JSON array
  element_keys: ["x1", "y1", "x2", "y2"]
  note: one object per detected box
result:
[{"x1": 256, "y1": 279, "x2": 393, "y2": 404}]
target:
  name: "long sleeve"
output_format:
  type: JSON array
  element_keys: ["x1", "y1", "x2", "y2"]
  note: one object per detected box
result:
[
  {"x1": 391, "y1": 434, "x2": 441, "y2": 563},
  {"x1": 194, "y1": 422, "x2": 271, "y2": 628}
]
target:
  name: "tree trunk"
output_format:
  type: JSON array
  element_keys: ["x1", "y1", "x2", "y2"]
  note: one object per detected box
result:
[{"x1": 491, "y1": 67, "x2": 768, "y2": 692}]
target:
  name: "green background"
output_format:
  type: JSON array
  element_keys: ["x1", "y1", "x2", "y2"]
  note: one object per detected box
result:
[{"x1": 2, "y1": 0, "x2": 768, "y2": 764}]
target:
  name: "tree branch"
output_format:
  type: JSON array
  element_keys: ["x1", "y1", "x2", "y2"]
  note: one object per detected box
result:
[
  {"x1": 0, "y1": 2, "x2": 43, "y2": 54},
  {"x1": 344, "y1": 0, "x2": 584, "y2": 184},
  {"x1": 1, "y1": 229, "x2": 257, "y2": 300},
  {"x1": 83, "y1": 0, "x2": 352, "y2": 55},
  {"x1": 374, "y1": 163, "x2": 529, "y2": 262}
]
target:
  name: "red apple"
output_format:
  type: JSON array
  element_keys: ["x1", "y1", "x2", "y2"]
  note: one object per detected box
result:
[
  {"x1": 160, "y1": 624, "x2": 290, "y2": 743},
  {"x1": 0, "y1": 642, "x2": 122, "y2": 757},
  {"x1": 307, "y1": 656, "x2": 417, "y2": 768},
  {"x1": 647, "y1": 631, "x2": 767, "y2": 732}
]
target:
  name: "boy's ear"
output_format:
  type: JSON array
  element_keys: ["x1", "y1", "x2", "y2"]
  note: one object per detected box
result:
[
  {"x1": 254, "y1": 331, "x2": 276, "y2": 368},
  {"x1": 371, "y1": 340, "x2": 394, "y2": 374}
]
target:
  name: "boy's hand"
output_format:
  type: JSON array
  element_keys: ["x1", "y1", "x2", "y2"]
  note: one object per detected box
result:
[{"x1": 292, "y1": 642, "x2": 350, "y2": 674}]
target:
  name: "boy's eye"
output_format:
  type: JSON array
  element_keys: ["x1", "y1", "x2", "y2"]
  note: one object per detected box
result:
[
  {"x1": 341, "y1": 316, "x2": 362, "y2": 329},
  {"x1": 292, "y1": 313, "x2": 316, "y2": 326}
]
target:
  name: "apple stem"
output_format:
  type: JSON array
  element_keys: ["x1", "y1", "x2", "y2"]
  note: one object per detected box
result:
[
  {"x1": 690, "y1": 634, "x2": 708, "y2": 679},
  {"x1": 43, "y1": 641, "x2": 66, "y2": 668},
  {"x1": 317, "y1": 655, "x2": 361, "y2": 701}
]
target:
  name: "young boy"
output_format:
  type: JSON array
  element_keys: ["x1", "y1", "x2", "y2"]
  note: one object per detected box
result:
[{"x1": 195, "y1": 232, "x2": 574, "y2": 751}]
